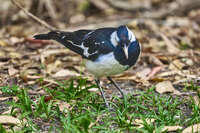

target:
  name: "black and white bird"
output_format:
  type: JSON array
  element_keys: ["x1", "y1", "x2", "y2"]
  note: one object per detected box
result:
[{"x1": 34, "y1": 25, "x2": 141, "y2": 107}]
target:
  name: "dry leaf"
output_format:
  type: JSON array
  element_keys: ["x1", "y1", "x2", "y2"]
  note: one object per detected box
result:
[
  {"x1": 185, "y1": 58, "x2": 194, "y2": 66},
  {"x1": 52, "y1": 69, "x2": 79, "y2": 78},
  {"x1": 182, "y1": 124, "x2": 200, "y2": 133},
  {"x1": 0, "y1": 62, "x2": 8, "y2": 67},
  {"x1": 0, "y1": 40, "x2": 8, "y2": 47},
  {"x1": 155, "y1": 81, "x2": 181, "y2": 95},
  {"x1": 9, "y1": 52, "x2": 22, "y2": 59},
  {"x1": 169, "y1": 59, "x2": 186, "y2": 70},
  {"x1": 193, "y1": 96, "x2": 200, "y2": 108},
  {"x1": 136, "y1": 67, "x2": 151, "y2": 80},
  {"x1": 147, "y1": 66, "x2": 162, "y2": 79},
  {"x1": 157, "y1": 71, "x2": 177, "y2": 77},
  {"x1": 0, "y1": 115, "x2": 20, "y2": 125},
  {"x1": 162, "y1": 126, "x2": 182, "y2": 132},
  {"x1": 0, "y1": 97, "x2": 10, "y2": 101},
  {"x1": 40, "y1": 49, "x2": 68, "y2": 64},
  {"x1": 46, "y1": 60, "x2": 62, "y2": 74},
  {"x1": 8, "y1": 67, "x2": 18, "y2": 76},
  {"x1": 160, "y1": 33, "x2": 180, "y2": 54},
  {"x1": 134, "y1": 118, "x2": 155, "y2": 128},
  {"x1": 58, "y1": 101, "x2": 70, "y2": 112},
  {"x1": 88, "y1": 88, "x2": 99, "y2": 92},
  {"x1": 2, "y1": 107, "x2": 12, "y2": 115},
  {"x1": 0, "y1": 50, "x2": 6, "y2": 57}
]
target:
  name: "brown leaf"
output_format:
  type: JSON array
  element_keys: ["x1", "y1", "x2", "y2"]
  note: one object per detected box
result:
[
  {"x1": 8, "y1": 66, "x2": 18, "y2": 76},
  {"x1": 136, "y1": 67, "x2": 151, "y2": 80},
  {"x1": 58, "y1": 101, "x2": 70, "y2": 112},
  {"x1": 46, "y1": 60, "x2": 62, "y2": 74},
  {"x1": 169, "y1": 59, "x2": 186, "y2": 70},
  {"x1": 134, "y1": 118, "x2": 155, "y2": 128},
  {"x1": 161, "y1": 126, "x2": 182, "y2": 132},
  {"x1": 160, "y1": 33, "x2": 180, "y2": 54},
  {"x1": 0, "y1": 40, "x2": 8, "y2": 47},
  {"x1": 9, "y1": 52, "x2": 22, "y2": 59},
  {"x1": 155, "y1": 81, "x2": 181, "y2": 95},
  {"x1": 52, "y1": 69, "x2": 79, "y2": 78},
  {"x1": 147, "y1": 66, "x2": 162, "y2": 79},
  {"x1": 19, "y1": 71, "x2": 28, "y2": 82},
  {"x1": 182, "y1": 124, "x2": 200, "y2": 133},
  {"x1": 0, "y1": 97, "x2": 10, "y2": 101},
  {"x1": 2, "y1": 107, "x2": 12, "y2": 115},
  {"x1": 193, "y1": 96, "x2": 200, "y2": 108},
  {"x1": 0, "y1": 115, "x2": 20, "y2": 125},
  {"x1": 44, "y1": 96, "x2": 53, "y2": 102}
]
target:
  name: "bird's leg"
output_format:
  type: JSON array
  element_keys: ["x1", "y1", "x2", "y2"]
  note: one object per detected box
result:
[
  {"x1": 95, "y1": 79, "x2": 109, "y2": 108},
  {"x1": 107, "y1": 76, "x2": 125, "y2": 99}
]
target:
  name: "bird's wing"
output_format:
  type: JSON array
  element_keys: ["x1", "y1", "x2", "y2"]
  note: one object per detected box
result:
[
  {"x1": 81, "y1": 28, "x2": 117, "y2": 61},
  {"x1": 34, "y1": 28, "x2": 117, "y2": 61}
]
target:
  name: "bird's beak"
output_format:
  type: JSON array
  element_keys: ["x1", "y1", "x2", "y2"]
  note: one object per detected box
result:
[{"x1": 123, "y1": 45, "x2": 129, "y2": 59}]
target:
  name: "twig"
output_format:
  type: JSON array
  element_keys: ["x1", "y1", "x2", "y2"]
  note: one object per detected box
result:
[
  {"x1": 89, "y1": 114, "x2": 102, "y2": 128},
  {"x1": 11, "y1": 0, "x2": 57, "y2": 31}
]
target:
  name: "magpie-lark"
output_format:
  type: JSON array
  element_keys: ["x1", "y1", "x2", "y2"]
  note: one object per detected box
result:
[{"x1": 34, "y1": 25, "x2": 141, "y2": 107}]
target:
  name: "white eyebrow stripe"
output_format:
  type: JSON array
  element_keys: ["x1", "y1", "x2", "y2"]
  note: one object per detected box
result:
[{"x1": 127, "y1": 28, "x2": 136, "y2": 42}]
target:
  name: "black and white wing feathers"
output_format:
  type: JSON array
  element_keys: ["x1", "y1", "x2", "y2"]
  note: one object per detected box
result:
[{"x1": 34, "y1": 28, "x2": 117, "y2": 61}]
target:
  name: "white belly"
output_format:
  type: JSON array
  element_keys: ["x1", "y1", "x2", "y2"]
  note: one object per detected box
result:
[{"x1": 85, "y1": 52, "x2": 129, "y2": 78}]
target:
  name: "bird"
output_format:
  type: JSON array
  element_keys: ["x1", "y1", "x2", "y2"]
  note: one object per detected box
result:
[{"x1": 34, "y1": 25, "x2": 141, "y2": 108}]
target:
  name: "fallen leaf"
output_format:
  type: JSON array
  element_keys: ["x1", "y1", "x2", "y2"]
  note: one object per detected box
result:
[
  {"x1": 52, "y1": 69, "x2": 79, "y2": 77},
  {"x1": 136, "y1": 67, "x2": 151, "y2": 80},
  {"x1": 44, "y1": 96, "x2": 53, "y2": 102},
  {"x1": 8, "y1": 67, "x2": 18, "y2": 76},
  {"x1": 193, "y1": 96, "x2": 200, "y2": 108},
  {"x1": 58, "y1": 101, "x2": 70, "y2": 112},
  {"x1": 169, "y1": 59, "x2": 186, "y2": 70},
  {"x1": 160, "y1": 33, "x2": 180, "y2": 54},
  {"x1": 185, "y1": 58, "x2": 194, "y2": 66},
  {"x1": 155, "y1": 81, "x2": 181, "y2": 95},
  {"x1": 2, "y1": 107, "x2": 12, "y2": 115},
  {"x1": 0, "y1": 97, "x2": 10, "y2": 101},
  {"x1": 147, "y1": 66, "x2": 162, "y2": 79},
  {"x1": 0, "y1": 115, "x2": 20, "y2": 125},
  {"x1": 162, "y1": 126, "x2": 182, "y2": 132},
  {"x1": 88, "y1": 88, "x2": 99, "y2": 92},
  {"x1": 9, "y1": 52, "x2": 22, "y2": 59},
  {"x1": 46, "y1": 60, "x2": 62, "y2": 74},
  {"x1": 150, "y1": 77, "x2": 165, "y2": 82},
  {"x1": 182, "y1": 124, "x2": 200, "y2": 133},
  {"x1": 40, "y1": 49, "x2": 68, "y2": 64},
  {"x1": 0, "y1": 50, "x2": 6, "y2": 57},
  {"x1": 0, "y1": 62, "x2": 8, "y2": 67},
  {"x1": 0, "y1": 40, "x2": 8, "y2": 47},
  {"x1": 157, "y1": 71, "x2": 177, "y2": 77},
  {"x1": 134, "y1": 118, "x2": 155, "y2": 128}
]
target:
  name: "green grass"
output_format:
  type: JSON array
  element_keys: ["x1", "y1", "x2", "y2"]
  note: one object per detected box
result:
[{"x1": 0, "y1": 78, "x2": 200, "y2": 133}]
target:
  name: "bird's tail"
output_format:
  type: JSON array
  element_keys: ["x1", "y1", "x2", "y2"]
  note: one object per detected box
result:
[{"x1": 34, "y1": 31, "x2": 64, "y2": 40}]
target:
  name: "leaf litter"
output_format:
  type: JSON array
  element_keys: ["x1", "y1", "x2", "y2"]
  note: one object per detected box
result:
[{"x1": 0, "y1": 2, "x2": 200, "y2": 132}]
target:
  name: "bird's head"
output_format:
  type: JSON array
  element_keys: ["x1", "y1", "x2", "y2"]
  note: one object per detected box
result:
[{"x1": 116, "y1": 25, "x2": 137, "y2": 59}]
